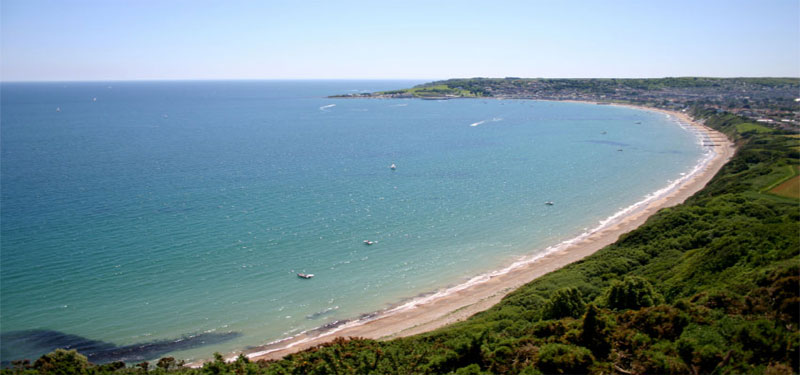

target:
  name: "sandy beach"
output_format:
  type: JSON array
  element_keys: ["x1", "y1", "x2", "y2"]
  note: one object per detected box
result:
[{"x1": 234, "y1": 104, "x2": 736, "y2": 363}]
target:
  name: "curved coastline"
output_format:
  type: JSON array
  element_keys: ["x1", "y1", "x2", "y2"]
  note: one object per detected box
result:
[{"x1": 196, "y1": 103, "x2": 736, "y2": 365}]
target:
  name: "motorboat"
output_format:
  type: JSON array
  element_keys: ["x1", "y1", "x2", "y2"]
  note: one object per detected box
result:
[
  {"x1": 363, "y1": 240, "x2": 375, "y2": 245},
  {"x1": 390, "y1": 163, "x2": 396, "y2": 170},
  {"x1": 297, "y1": 273, "x2": 314, "y2": 279},
  {"x1": 545, "y1": 201, "x2": 554, "y2": 206}
]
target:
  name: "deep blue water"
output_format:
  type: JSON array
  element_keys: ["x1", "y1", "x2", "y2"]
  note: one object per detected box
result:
[{"x1": 0, "y1": 80, "x2": 704, "y2": 363}]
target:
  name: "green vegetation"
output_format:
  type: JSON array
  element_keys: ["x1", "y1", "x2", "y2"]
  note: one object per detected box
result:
[
  {"x1": 770, "y1": 174, "x2": 800, "y2": 199},
  {"x1": 735, "y1": 123, "x2": 774, "y2": 134},
  {"x1": 377, "y1": 85, "x2": 482, "y2": 98},
  {"x1": 5, "y1": 102, "x2": 799, "y2": 374}
]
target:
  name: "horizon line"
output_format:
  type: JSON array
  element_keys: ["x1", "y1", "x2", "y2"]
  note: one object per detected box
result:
[{"x1": 2, "y1": 76, "x2": 800, "y2": 84}]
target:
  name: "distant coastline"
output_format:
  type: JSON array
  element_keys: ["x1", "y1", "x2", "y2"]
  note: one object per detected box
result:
[{"x1": 328, "y1": 77, "x2": 799, "y2": 129}]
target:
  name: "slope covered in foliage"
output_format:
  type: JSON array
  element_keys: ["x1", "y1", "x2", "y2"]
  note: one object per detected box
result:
[{"x1": 5, "y1": 109, "x2": 798, "y2": 374}]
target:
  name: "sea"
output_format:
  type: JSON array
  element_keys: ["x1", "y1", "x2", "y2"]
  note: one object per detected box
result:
[{"x1": 0, "y1": 80, "x2": 708, "y2": 364}]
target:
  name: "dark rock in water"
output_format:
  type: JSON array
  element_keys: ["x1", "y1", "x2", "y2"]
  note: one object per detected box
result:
[
  {"x1": 306, "y1": 306, "x2": 339, "y2": 320},
  {"x1": 0, "y1": 329, "x2": 241, "y2": 366}
]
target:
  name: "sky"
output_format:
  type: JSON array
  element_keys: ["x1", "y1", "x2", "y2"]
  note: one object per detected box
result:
[{"x1": 1, "y1": 0, "x2": 798, "y2": 81}]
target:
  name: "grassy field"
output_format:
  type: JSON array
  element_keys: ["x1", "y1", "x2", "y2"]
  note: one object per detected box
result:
[
  {"x1": 379, "y1": 85, "x2": 482, "y2": 98},
  {"x1": 735, "y1": 122, "x2": 774, "y2": 134},
  {"x1": 770, "y1": 175, "x2": 800, "y2": 198}
]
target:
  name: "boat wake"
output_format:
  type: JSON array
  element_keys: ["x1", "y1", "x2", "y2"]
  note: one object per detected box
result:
[
  {"x1": 470, "y1": 117, "x2": 503, "y2": 127},
  {"x1": 319, "y1": 104, "x2": 336, "y2": 111}
]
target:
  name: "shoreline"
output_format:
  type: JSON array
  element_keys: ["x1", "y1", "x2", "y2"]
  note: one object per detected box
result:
[{"x1": 204, "y1": 102, "x2": 736, "y2": 364}]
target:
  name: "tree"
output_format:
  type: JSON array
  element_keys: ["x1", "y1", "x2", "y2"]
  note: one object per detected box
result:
[
  {"x1": 604, "y1": 276, "x2": 663, "y2": 310},
  {"x1": 156, "y1": 357, "x2": 176, "y2": 371},
  {"x1": 580, "y1": 304, "x2": 610, "y2": 358},
  {"x1": 543, "y1": 287, "x2": 585, "y2": 319},
  {"x1": 32, "y1": 349, "x2": 89, "y2": 375}
]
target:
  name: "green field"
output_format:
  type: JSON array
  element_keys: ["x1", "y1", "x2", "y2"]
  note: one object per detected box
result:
[
  {"x1": 378, "y1": 84, "x2": 482, "y2": 98},
  {"x1": 770, "y1": 175, "x2": 800, "y2": 198},
  {"x1": 735, "y1": 122, "x2": 774, "y2": 134}
]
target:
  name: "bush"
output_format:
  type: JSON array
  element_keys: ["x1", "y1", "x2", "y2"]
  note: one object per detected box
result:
[
  {"x1": 535, "y1": 343, "x2": 594, "y2": 374},
  {"x1": 32, "y1": 349, "x2": 89, "y2": 375},
  {"x1": 604, "y1": 276, "x2": 663, "y2": 310},
  {"x1": 543, "y1": 287, "x2": 585, "y2": 319}
]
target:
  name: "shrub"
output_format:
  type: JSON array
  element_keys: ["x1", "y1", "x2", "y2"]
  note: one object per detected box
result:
[
  {"x1": 543, "y1": 287, "x2": 585, "y2": 319},
  {"x1": 32, "y1": 349, "x2": 89, "y2": 375},
  {"x1": 535, "y1": 343, "x2": 593, "y2": 374},
  {"x1": 604, "y1": 276, "x2": 663, "y2": 310}
]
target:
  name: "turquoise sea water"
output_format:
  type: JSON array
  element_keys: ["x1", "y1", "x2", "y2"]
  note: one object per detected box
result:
[{"x1": 0, "y1": 81, "x2": 705, "y2": 363}]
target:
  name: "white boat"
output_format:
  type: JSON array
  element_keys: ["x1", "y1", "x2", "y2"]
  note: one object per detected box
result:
[
  {"x1": 545, "y1": 201, "x2": 554, "y2": 206},
  {"x1": 297, "y1": 273, "x2": 314, "y2": 279},
  {"x1": 390, "y1": 163, "x2": 396, "y2": 170},
  {"x1": 363, "y1": 240, "x2": 375, "y2": 245}
]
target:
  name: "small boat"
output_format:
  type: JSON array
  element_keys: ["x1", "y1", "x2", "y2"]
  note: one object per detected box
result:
[
  {"x1": 56, "y1": 107, "x2": 61, "y2": 112},
  {"x1": 363, "y1": 240, "x2": 375, "y2": 245},
  {"x1": 617, "y1": 149, "x2": 624, "y2": 152},
  {"x1": 545, "y1": 201, "x2": 554, "y2": 206},
  {"x1": 390, "y1": 163, "x2": 396, "y2": 170},
  {"x1": 601, "y1": 131, "x2": 607, "y2": 134},
  {"x1": 634, "y1": 121, "x2": 642, "y2": 124},
  {"x1": 297, "y1": 273, "x2": 314, "y2": 279}
]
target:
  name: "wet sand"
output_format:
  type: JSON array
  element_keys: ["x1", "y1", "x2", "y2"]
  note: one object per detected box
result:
[{"x1": 232, "y1": 105, "x2": 736, "y2": 363}]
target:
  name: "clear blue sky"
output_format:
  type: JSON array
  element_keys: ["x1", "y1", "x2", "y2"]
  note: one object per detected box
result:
[{"x1": 2, "y1": 0, "x2": 798, "y2": 81}]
